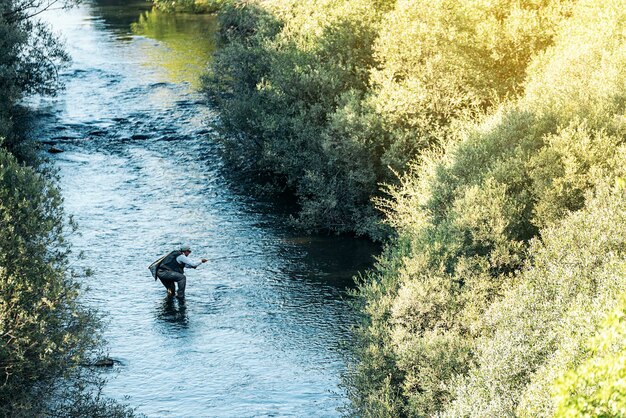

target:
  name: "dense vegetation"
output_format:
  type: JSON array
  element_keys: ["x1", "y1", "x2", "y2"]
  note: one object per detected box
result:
[
  {"x1": 0, "y1": 0, "x2": 72, "y2": 156},
  {"x1": 206, "y1": 0, "x2": 626, "y2": 416},
  {"x1": 0, "y1": 0, "x2": 136, "y2": 415},
  {"x1": 553, "y1": 294, "x2": 626, "y2": 417},
  {"x1": 204, "y1": 0, "x2": 571, "y2": 238},
  {"x1": 0, "y1": 148, "x2": 137, "y2": 417},
  {"x1": 152, "y1": 0, "x2": 225, "y2": 14}
]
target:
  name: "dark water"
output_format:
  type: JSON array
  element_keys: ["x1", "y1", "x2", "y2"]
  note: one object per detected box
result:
[{"x1": 30, "y1": 2, "x2": 377, "y2": 416}]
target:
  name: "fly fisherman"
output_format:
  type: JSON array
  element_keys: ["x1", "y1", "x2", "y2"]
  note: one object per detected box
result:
[{"x1": 153, "y1": 244, "x2": 207, "y2": 299}]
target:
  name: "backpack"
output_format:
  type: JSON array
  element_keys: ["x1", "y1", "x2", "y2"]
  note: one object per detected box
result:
[{"x1": 148, "y1": 253, "x2": 168, "y2": 280}]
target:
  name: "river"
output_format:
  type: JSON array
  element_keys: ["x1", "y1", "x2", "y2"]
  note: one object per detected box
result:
[{"x1": 29, "y1": 1, "x2": 377, "y2": 416}]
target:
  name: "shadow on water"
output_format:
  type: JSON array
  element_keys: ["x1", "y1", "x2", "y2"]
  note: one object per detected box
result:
[
  {"x1": 156, "y1": 297, "x2": 189, "y2": 329},
  {"x1": 220, "y1": 179, "x2": 381, "y2": 290}
]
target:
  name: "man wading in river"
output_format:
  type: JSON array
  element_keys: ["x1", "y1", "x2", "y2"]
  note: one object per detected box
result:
[{"x1": 150, "y1": 245, "x2": 207, "y2": 299}]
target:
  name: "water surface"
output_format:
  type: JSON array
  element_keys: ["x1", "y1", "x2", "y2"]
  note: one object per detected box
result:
[{"x1": 31, "y1": 1, "x2": 377, "y2": 416}]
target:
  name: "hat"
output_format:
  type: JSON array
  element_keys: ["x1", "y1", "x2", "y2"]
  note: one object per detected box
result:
[{"x1": 180, "y1": 244, "x2": 191, "y2": 252}]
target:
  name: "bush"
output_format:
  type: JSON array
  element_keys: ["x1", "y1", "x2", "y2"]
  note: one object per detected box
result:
[
  {"x1": 204, "y1": 0, "x2": 571, "y2": 238},
  {"x1": 443, "y1": 183, "x2": 626, "y2": 417},
  {"x1": 204, "y1": 0, "x2": 391, "y2": 235},
  {"x1": 152, "y1": 0, "x2": 226, "y2": 14},
  {"x1": 553, "y1": 294, "x2": 626, "y2": 418},
  {"x1": 366, "y1": 0, "x2": 572, "y2": 175},
  {"x1": 0, "y1": 146, "x2": 137, "y2": 417},
  {"x1": 347, "y1": 0, "x2": 626, "y2": 416}
]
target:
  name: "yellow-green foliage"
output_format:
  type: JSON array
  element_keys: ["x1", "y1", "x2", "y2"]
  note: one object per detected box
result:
[
  {"x1": 205, "y1": 0, "x2": 568, "y2": 237},
  {"x1": 347, "y1": 0, "x2": 626, "y2": 416},
  {"x1": 443, "y1": 183, "x2": 626, "y2": 417},
  {"x1": 369, "y1": 0, "x2": 572, "y2": 173},
  {"x1": 524, "y1": 0, "x2": 626, "y2": 128},
  {"x1": 153, "y1": 0, "x2": 225, "y2": 14},
  {"x1": 553, "y1": 294, "x2": 626, "y2": 417}
]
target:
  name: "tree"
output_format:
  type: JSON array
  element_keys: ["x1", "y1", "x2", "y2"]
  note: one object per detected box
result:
[{"x1": 0, "y1": 0, "x2": 72, "y2": 149}]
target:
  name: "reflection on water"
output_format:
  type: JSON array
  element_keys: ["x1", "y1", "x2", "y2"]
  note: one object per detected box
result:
[
  {"x1": 131, "y1": 9, "x2": 217, "y2": 86},
  {"x1": 88, "y1": 0, "x2": 153, "y2": 32},
  {"x1": 157, "y1": 297, "x2": 189, "y2": 329},
  {"x1": 82, "y1": 0, "x2": 216, "y2": 87}
]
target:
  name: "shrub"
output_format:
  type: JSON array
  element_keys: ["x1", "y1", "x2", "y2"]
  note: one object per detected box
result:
[
  {"x1": 553, "y1": 294, "x2": 626, "y2": 418},
  {"x1": 347, "y1": 0, "x2": 626, "y2": 416},
  {"x1": 0, "y1": 146, "x2": 137, "y2": 416},
  {"x1": 204, "y1": 0, "x2": 390, "y2": 235},
  {"x1": 443, "y1": 182, "x2": 626, "y2": 417},
  {"x1": 204, "y1": 0, "x2": 572, "y2": 237},
  {"x1": 152, "y1": 0, "x2": 226, "y2": 14},
  {"x1": 367, "y1": 0, "x2": 572, "y2": 174}
]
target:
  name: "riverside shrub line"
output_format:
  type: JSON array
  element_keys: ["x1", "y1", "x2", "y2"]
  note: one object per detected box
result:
[
  {"x1": 205, "y1": 1, "x2": 626, "y2": 416},
  {"x1": 0, "y1": 0, "x2": 138, "y2": 415}
]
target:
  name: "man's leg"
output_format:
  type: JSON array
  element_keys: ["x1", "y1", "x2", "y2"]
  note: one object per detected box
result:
[
  {"x1": 158, "y1": 270, "x2": 184, "y2": 297},
  {"x1": 159, "y1": 278, "x2": 176, "y2": 297},
  {"x1": 175, "y1": 275, "x2": 186, "y2": 298}
]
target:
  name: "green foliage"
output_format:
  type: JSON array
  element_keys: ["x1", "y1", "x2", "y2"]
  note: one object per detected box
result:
[
  {"x1": 367, "y1": 0, "x2": 572, "y2": 175},
  {"x1": 0, "y1": 0, "x2": 72, "y2": 97},
  {"x1": 204, "y1": 0, "x2": 389, "y2": 236},
  {"x1": 204, "y1": 0, "x2": 570, "y2": 237},
  {"x1": 553, "y1": 295, "x2": 626, "y2": 417},
  {"x1": 0, "y1": 146, "x2": 137, "y2": 417},
  {"x1": 152, "y1": 0, "x2": 226, "y2": 14},
  {"x1": 346, "y1": 0, "x2": 626, "y2": 416},
  {"x1": 345, "y1": 106, "x2": 557, "y2": 416},
  {"x1": 442, "y1": 183, "x2": 626, "y2": 417},
  {"x1": 524, "y1": 0, "x2": 626, "y2": 130},
  {"x1": 343, "y1": 241, "x2": 410, "y2": 417},
  {"x1": 0, "y1": 0, "x2": 72, "y2": 152}
]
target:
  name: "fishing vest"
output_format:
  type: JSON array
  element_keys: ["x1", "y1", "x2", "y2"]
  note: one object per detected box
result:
[{"x1": 158, "y1": 251, "x2": 185, "y2": 274}]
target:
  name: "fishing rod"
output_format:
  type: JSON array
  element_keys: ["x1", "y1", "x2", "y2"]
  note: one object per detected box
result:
[{"x1": 203, "y1": 253, "x2": 263, "y2": 262}]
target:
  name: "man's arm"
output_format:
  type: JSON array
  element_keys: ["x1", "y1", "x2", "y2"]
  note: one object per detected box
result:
[{"x1": 176, "y1": 254, "x2": 208, "y2": 268}]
